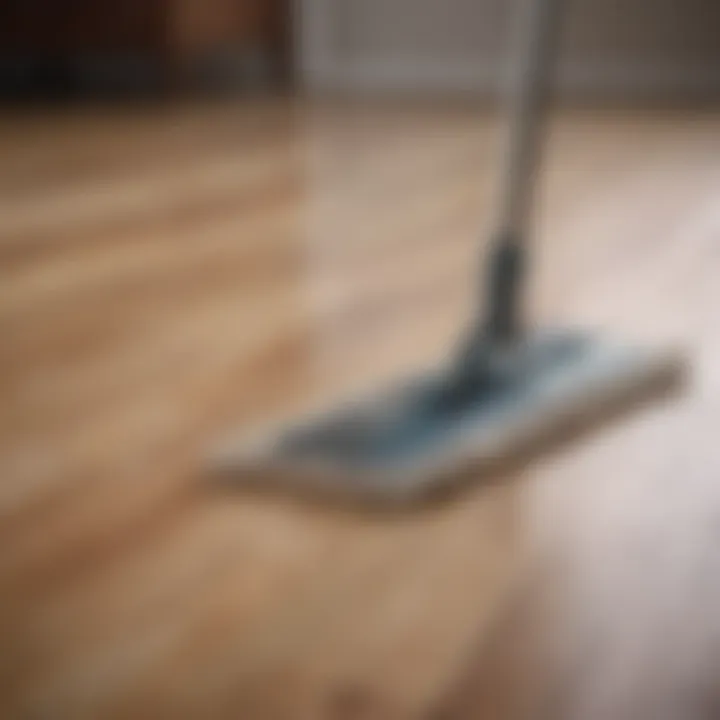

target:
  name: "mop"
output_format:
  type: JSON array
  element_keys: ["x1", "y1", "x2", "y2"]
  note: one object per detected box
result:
[{"x1": 209, "y1": 0, "x2": 685, "y2": 505}]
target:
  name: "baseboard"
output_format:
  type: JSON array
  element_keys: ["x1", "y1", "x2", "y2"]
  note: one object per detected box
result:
[
  {"x1": 0, "y1": 49, "x2": 281, "y2": 100},
  {"x1": 302, "y1": 58, "x2": 720, "y2": 101}
]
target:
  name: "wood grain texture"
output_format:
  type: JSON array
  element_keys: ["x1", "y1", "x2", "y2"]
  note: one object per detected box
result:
[{"x1": 1, "y1": 99, "x2": 719, "y2": 719}]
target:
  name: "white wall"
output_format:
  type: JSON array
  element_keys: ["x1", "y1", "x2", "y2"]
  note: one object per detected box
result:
[{"x1": 298, "y1": 0, "x2": 720, "y2": 98}]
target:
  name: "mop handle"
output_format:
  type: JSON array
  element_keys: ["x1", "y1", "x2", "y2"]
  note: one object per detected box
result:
[
  {"x1": 497, "y1": 0, "x2": 565, "y2": 239},
  {"x1": 476, "y1": 0, "x2": 565, "y2": 344}
]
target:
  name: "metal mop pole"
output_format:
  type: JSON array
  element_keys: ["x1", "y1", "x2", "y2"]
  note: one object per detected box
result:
[{"x1": 461, "y1": 0, "x2": 566, "y2": 370}]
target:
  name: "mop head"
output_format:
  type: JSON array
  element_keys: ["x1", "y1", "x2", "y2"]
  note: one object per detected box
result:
[{"x1": 209, "y1": 332, "x2": 684, "y2": 506}]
